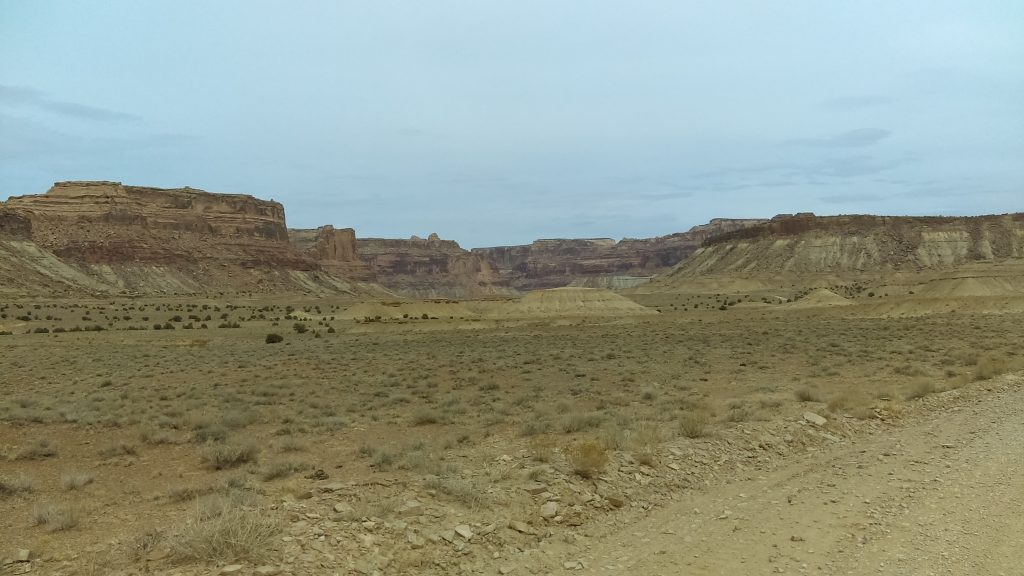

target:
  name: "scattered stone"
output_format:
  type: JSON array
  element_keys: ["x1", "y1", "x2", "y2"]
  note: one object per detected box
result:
[
  {"x1": 440, "y1": 530, "x2": 457, "y2": 544},
  {"x1": 319, "y1": 482, "x2": 346, "y2": 492},
  {"x1": 305, "y1": 469, "x2": 328, "y2": 480},
  {"x1": 455, "y1": 524, "x2": 474, "y2": 540},
  {"x1": 406, "y1": 531, "x2": 425, "y2": 549},
  {"x1": 605, "y1": 496, "x2": 627, "y2": 509},
  {"x1": 498, "y1": 566, "x2": 517, "y2": 574},
  {"x1": 398, "y1": 499, "x2": 424, "y2": 517},
  {"x1": 802, "y1": 412, "x2": 828, "y2": 427},
  {"x1": 16, "y1": 550, "x2": 31, "y2": 563},
  {"x1": 333, "y1": 502, "x2": 355, "y2": 514},
  {"x1": 523, "y1": 482, "x2": 548, "y2": 495},
  {"x1": 254, "y1": 567, "x2": 280, "y2": 576},
  {"x1": 563, "y1": 560, "x2": 584, "y2": 570},
  {"x1": 667, "y1": 463, "x2": 681, "y2": 471},
  {"x1": 479, "y1": 523, "x2": 498, "y2": 535},
  {"x1": 508, "y1": 520, "x2": 537, "y2": 535},
  {"x1": 540, "y1": 501, "x2": 559, "y2": 519},
  {"x1": 220, "y1": 565, "x2": 244, "y2": 574}
]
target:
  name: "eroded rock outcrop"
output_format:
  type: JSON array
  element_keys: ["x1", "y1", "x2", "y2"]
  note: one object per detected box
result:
[
  {"x1": 354, "y1": 234, "x2": 506, "y2": 298},
  {"x1": 290, "y1": 225, "x2": 375, "y2": 281},
  {"x1": 472, "y1": 219, "x2": 767, "y2": 291},
  {"x1": 666, "y1": 213, "x2": 1024, "y2": 280}
]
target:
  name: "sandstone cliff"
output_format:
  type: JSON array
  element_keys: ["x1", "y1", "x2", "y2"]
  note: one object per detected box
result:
[
  {"x1": 661, "y1": 213, "x2": 1024, "y2": 282},
  {"x1": 472, "y1": 219, "x2": 766, "y2": 291},
  {"x1": 354, "y1": 234, "x2": 508, "y2": 298},
  {"x1": 0, "y1": 182, "x2": 374, "y2": 296},
  {"x1": 290, "y1": 225, "x2": 375, "y2": 281}
]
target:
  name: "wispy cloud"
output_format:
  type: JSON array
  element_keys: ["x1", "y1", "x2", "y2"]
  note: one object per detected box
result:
[
  {"x1": 0, "y1": 84, "x2": 139, "y2": 123},
  {"x1": 784, "y1": 128, "x2": 892, "y2": 148}
]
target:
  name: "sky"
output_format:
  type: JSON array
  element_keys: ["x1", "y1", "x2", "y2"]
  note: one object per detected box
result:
[{"x1": 1, "y1": 1, "x2": 1022, "y2": 247}]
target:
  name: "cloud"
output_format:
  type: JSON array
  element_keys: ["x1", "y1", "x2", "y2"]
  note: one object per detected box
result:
[
  {"x1": 784, "y1": 128, "x2": 892, "y2": 148},
  {"x1": 0, "y1": 84, "x2": 139, "y2": 123},
  {"x1": 823, "y1": 95, "x2": 893, "y2": 109}
]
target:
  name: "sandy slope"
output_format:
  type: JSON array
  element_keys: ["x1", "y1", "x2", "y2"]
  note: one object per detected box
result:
[{"x1": 548, "y1": 373, "x2": 1024, "y2": 575}]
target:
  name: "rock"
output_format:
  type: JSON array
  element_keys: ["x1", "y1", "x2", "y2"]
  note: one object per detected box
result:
[
  {"x1": 15, "y1": 550, "x2": 31, "y2": 562},
  {"x1": 320, "y1": 482, "x2": 347, "y2": 492},
  {"x1": 406, "y1": 531, "x2": 426, "y2": 549},
  {"x1": 454, "y1": 524, "x2": 474, "y2": 540},
  {"x1": 498, "y1": 566, "x2": 517, "y2": 574},
  {"x1": 333, "y1": 502, "x2": 355, "y2": 514},
  {"x1": 254, "y1": 567, "x2": 280, "y2": 576},
  {"x1": 439, "y1": 530, "x2": 457, "y2": 543},
  {"x1": 605, "y1": 495, "x2": 627, "y2": 509},
  {"x1": 398, "y1": 499, "x2": 424, "y2": 517},
  {"x1": 540, "y1": 501, "x2": 559, "y2": 519},
  {"x1": 802, "y1": 412, "x2": 828, "y2": 427},
  {"x1": 508, "y1": 520, "x2": 537, "y2": 535},
  {"x1": 523, "y1": 482, "x2": 548, "y2": 495},
  {"x1": 304, "y1": 469, "x2": 329, "y2": 480},
  {"x1": 563, "y1": 560, "x2": 584, "y2": 570},
  {"x1": 220, "y1": 565, "x2": 244, "y2": 574}
]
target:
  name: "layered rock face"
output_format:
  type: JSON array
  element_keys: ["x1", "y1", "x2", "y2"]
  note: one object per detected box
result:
[
  {"x1": 667, "y1": 213, "x2": 1024, "y2": 278},
  {"x1": 0, "y1": 210, "x2": 32, "y2": 239},
  {"x1": 473, "y1": 219, "x2": 767, "y2": 291},
  {"x1": 0, "y1": 182, "x2": 371, "y2": 295},
  {"x1": 354, "y1": 234, "x2": 504, "y2": 298},
  {"x1": 290, "y1": 225, "x2": 375, "y2": 281}
]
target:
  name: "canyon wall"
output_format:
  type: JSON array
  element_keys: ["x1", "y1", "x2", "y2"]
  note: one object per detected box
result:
[{"x1": 664, "y1": 213, "x2": 1024, "y2": 280}]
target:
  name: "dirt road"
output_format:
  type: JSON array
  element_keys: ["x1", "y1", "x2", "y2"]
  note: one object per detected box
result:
[{"x1": 557, "y1": 374, "x2": 1023, "y2": 575}]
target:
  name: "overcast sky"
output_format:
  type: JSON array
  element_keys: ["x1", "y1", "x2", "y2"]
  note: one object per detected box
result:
[{"x1": 1, "y1": 1, "x2": 1021, "y2": 247}]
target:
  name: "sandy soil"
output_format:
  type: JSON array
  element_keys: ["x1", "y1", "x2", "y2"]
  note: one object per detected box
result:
[{"x1": 547, "y1": 373, "x2": 1023, "y2": 575}]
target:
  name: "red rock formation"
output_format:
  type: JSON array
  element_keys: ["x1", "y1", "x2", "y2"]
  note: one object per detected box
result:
[
  {"x1": 354, "y1": 234, "x2": 504, "y2": 298},
  {"x1": 290, "y1": 225, "x2": 375, "y2": 281},
  {"x1": 472, "y1": 219, "x2": 767, "y2": 291}
]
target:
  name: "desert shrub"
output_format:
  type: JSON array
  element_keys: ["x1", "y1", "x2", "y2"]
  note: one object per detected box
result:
[
  {"x1": 974, "y1": 354, "x2": 1011, "y2": 381},
  {"x1": 192, "y1": 422, "x2": 229, "y2": 444},
  {"x1": 422, "y1": 476, "x2": 488, "y2": 509},
  {"x1": 201, "y1": 443, "x2": 259, "y2": 470},
  {"x1": 167, "y1": 498, "x2": 278, "y2": 562},
  {"x1": 260, "y1": 460, "x2": 309, "y2": 481},
  {"x1": 31, "y1": 502, "x2": 78, "y2": 531},
  {"x1": 265, "y1": 333, "x2": 284, "y2": 344},
  {"x1": 794, "y1": 387, "x2": 821, "y2": 402},
  {"x1": 140, "y1": 427, "x2": 177, "y2": 445},
  {"x1": 272, "y1": 436, "x2": 306, "y2": 453},
  {"x1": 99, "y1": 441, "x2": 138, "y2": 458},
  {"x1": 411, "y1": 408, "x2": 441, "y2": 425},
  {"x1": 904, "y1": 381, "x2": 937, "y2": 400},
  {"x1": 567, "y1": 441, "x2": 609, "y2": 478},
  {"x1": 292, "y1": 323, "x2": 308, "y2": 334},
  {"x1": 0, "y1": 474, "x2": 34, "y2": 498},
  {"x1": 16, "y1": 439, "x2": 57, "y2": 460},
  {"x1": 558, "y1": 411, "x2": 603, "y2": 434},
  {"x1": 678, "y1": 411, "x2": 711, "y2": 438},
  {"x1": 61, "y1": 472, "x2": 95, "y2": 490}
]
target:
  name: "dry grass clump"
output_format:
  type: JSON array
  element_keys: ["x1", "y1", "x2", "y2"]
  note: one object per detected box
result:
[
  {"x1": 260, "y1": 459, "x2": 309, "y2": 481},
  {"x1": 272, "y1": 435, "x2": 306, "y2": 453},
  {"x1": 201, "y1": 443, "x2": 259, "y2": 470},
  {"x1": 140, "y1": 427, "x2": 178, "y2": 445},
  {"x1": 559, "y1": 411, "x2": 603, "y2": 434},
  {"x1": 973, "y1": 354, "x2": 1012, "y2": 381},
  {"x1": 167, "y1": 497, "x2": 278, "y2": 562},
  {"x1": 826, "y1": 391, "x2": 875, "y2": 419},
  {"x1": 567, "y1": 441, "x2": 609, "y2": 479},
  {"x1": 98, "y1": 441, "x2": 137, "y2": 458},
  {"x1": 904, "y1": 380, "x2": 937, "y2": 400},
  {"x1": 422, "y1": 476, "x2": 489, "y2": 509},
  {"x1": 0, "y1": 474, "x2": 34, "y2": 498},
  {"x1": 62, "y1": 472, "x2": 95, "y2": 490},
  {"x1": 31, "y1": 502, "x2": 78, "y2": 531},
  {"x1": 678, "y1": 410, "x2": 711, "y2": 438},
  {"x1": 16, "y1": 439, "x2": 57, "y2": 460},
  {"x1": 793, "y1": 387, "x2": 821, "y2": 402}
]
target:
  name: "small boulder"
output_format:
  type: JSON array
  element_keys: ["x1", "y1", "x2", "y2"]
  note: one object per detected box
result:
[
  {"x1": 802, "y1": 412, "x2": 827, "y2": 427},
  {"x1": 540, "y1": 501, "x2": 559, "y2": 519}
]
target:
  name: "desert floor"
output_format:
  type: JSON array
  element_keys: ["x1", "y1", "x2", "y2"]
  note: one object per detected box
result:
[{"x1": 1, "y1": 291, "x2": 1022, "y2": 575}]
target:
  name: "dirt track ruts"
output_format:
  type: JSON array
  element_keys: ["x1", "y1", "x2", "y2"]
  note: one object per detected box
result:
[{"x1": 549, "y1": 373, "x2": 1024, "y2": 575}]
